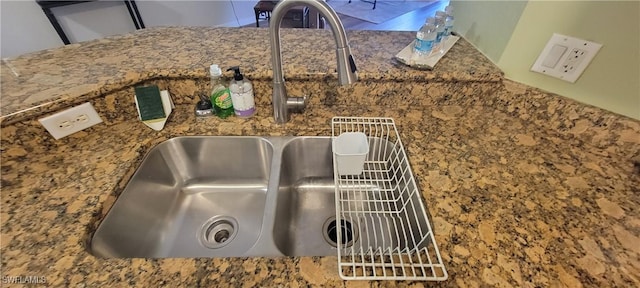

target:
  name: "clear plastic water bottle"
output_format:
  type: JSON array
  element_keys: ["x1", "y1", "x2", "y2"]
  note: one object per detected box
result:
[
  {"x1": 434, "y1": 12, "x2": 446, "y2": 43},
  {"x1": 444, "y1": 6, "x2": 455, "y2": 37},
  {"x1": 414, "y1": 17, "x2": 437, "y2": 57},
  {"x1": 434, "y1": 13, "x2": 446, "y2": 54}
]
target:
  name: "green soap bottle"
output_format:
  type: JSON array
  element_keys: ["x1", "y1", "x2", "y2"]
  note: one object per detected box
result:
[{"x1": 209, "y1": 64, "x2": 234, "y2": 118}]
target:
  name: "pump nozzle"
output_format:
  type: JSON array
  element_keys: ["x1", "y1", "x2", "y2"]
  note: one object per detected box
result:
[{"x1": 227, "y1": 66, "x2": 243, "y2": 81}]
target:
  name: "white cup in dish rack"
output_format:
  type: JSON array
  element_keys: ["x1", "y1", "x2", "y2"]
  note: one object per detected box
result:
[{"x1": 332, "y1": 132, "x2": 369, "y2": 175}]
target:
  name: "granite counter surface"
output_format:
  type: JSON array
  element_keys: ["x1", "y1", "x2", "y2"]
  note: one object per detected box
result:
[
  {"x1": 1, "y1": 27, "x2": 639, "y2": 287},
  {"x1": 2, "y1": 84, "x2": 640, "y2": 287},
  {"x1": 0, "y1": 27, "x2": 501, "y2": 124}
]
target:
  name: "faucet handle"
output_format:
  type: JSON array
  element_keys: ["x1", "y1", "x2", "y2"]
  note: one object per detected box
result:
[{"x1": 287, "y1": 94, "x2": 307, "y2": 113}]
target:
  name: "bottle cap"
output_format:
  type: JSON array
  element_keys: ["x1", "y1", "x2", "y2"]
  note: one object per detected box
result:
[
  {"x1": 445, "y1": 5, "x2": 453, "y2": 15},
  {"x1": 210, "y1": 64, "x2": 222, "y2": 76}
]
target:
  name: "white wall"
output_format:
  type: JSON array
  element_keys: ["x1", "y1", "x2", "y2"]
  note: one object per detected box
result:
[{"x1": 1, "y1": 0, "x2": 258, "y2": 58}]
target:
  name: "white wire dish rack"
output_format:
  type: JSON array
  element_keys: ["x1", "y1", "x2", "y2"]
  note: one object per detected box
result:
[{"x1": 331, "y1": 117, "x2": 448, "y2": 281}]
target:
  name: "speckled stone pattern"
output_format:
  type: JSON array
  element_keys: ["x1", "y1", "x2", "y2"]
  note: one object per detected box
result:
[
  {"x1": 0, "y1": 27, "x2": 501, "y2": 125},
  {"x1": 1, "y1": 27, "x2": 640, "y2": 287}
]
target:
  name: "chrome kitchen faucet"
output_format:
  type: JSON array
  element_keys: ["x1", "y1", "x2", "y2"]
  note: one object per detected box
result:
[{"x1": 269, "y1": 0, "x2": 358, "y2": 124}]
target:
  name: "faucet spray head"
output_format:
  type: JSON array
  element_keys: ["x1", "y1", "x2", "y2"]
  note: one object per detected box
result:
[{"x1": 336, "y1": 48, "x2": 358, "y2": 85}]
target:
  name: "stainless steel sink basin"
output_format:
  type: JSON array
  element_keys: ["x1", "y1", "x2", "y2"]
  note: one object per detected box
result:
[
  {"x1": 92, "y1": 136, "x2": 342, "y2": 258},
  {"x1": 273, "y1": 137, "x2": 340, "y2": 256},
  {"x1": 91, "y1": 137, "x2": 273, "y2": 258},
  {"x1": 91, "y1": 136, "x2": 428, "y2": 259}
]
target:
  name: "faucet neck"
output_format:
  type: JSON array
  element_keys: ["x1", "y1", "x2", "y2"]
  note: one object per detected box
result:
[
  {"x1": 269, "y1": 0, "x2": 358, "y2": 124},
  {"x1": 269, "y1": 0, "x2": 357, "y2": 84}
]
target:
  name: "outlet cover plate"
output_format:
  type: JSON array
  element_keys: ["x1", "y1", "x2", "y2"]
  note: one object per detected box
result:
[
  {"x1": 38, "y1": 102, "x2": 103, "y2": 140},
  {"x1": 531, "y1": 33, "x2": 602, "y2": 83}
]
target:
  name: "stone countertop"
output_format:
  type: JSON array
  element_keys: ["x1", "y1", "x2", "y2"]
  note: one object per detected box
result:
[
  {"x1": 2, "y1": 84, "x2": 640, "y2": 287},
  {"x1": 1, "y1": 26, "x2": 639, "y2": 287},
  {"x1": 0, "y1": 27, "x2": 501, "y2": 125}
]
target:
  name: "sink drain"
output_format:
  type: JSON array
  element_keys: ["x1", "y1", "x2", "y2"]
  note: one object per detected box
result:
[
  {"x1": 199, "y1": 216, "x2": 238, "y2": 249},
  {"x1": 323, "y1": 217, "x2": 358, "y2": 248}
]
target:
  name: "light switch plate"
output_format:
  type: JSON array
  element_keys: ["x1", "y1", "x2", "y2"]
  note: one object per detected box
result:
[
  {"x1": 38, "y1": 102, "x2": 103, "y2": 139},
  {"x1": 531, "y1": 33, "x2": 602, "y2": 83}
]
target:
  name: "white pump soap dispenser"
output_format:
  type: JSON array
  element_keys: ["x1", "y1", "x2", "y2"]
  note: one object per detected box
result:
[{"x1": 227, "y1": 66, "x2": 256, "y2": 118}]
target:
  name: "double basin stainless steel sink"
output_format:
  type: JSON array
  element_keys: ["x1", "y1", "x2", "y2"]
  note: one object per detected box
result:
[{"x1": 91, "y1": 136, "x2": 347, "y2": 258}]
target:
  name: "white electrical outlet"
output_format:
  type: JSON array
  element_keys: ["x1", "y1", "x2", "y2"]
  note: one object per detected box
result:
[
  {"x1": 531, "y1": 33, "x2": 602, "y2": 83},
  {"x1": 38, "y1": 102, "x2": 103, "y2": 140}
]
